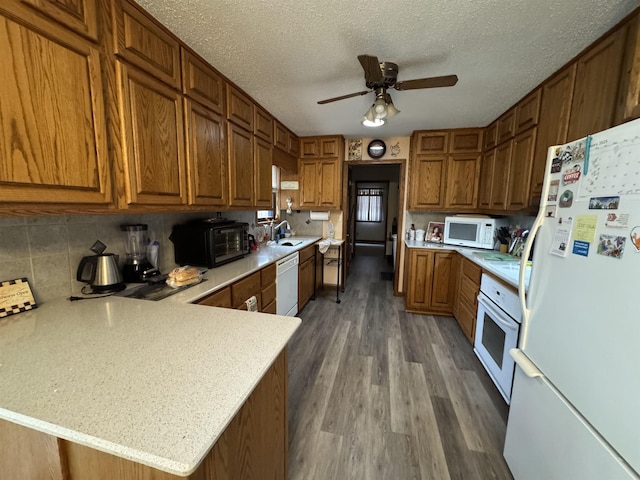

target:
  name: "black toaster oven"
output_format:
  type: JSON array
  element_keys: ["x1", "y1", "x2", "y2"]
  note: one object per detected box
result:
[{"x1": 169, "y1": 219, "x2": 249, "y2": 268}]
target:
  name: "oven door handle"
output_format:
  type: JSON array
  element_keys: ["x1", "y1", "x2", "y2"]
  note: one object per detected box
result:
[{"x1": 478, "y1": 294, "x2": 518, "y2": 331}]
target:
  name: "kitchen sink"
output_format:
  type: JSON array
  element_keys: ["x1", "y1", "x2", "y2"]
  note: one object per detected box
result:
[
  {"x1": 279, "y1": 240, "x2": 304, "y2": 246},
  {"x1": 116, "y1": 278, "x2": 207, "y2": 301}
]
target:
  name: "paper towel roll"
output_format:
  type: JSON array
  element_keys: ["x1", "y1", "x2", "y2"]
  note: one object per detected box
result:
[
  {"x1": 245, "y1": 295, "x2": 258, "y2": 312},
  {"x1": 309, "y1": 211, "x2": 330, "y2": 221}
]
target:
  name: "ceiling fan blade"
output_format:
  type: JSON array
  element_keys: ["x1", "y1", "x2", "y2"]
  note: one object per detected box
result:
[
  {"x1": 358, "y1": 54, "x2": 383, "y2": 84},
  {"x1": 394, "y1": 74, "x2": 458, "y2": 91},
  {"x1": 317, "y1": 90, "x2": 370, "y2": 104}
]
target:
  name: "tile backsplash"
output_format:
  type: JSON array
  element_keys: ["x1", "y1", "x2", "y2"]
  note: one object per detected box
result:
[{"x1": 0, "y1": 211, "x2": 253, "y2": 304}]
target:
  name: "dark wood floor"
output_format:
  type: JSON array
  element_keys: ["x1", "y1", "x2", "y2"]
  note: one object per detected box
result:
[{"x1": 288, "y1": 246, "x2": 514, "y2": 480}]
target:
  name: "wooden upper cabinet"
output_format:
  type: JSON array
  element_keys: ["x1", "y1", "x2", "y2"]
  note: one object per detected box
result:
[
  {"x1": 320, "y1": 138, "x2": 339, "y2": 157},
  {"x1": 414, "y1": 131, "x2": 450, "y2": 154},
  {"x1": 184, "y1": 99, "x2": 227, "y2": 206},
  {"x1": 491, "y1": 140, "x2": 512, "y2": 210},
  {"x1": 20, "y1": 0, "x2": 98, "y2": 40},
  {"x1": 227, "y1": 122, "x2": 254, "y2": 206},
  {"x1": 117, "y1": 62, "x2": 186, "y2": 206},
  {"x1": 567, "y1": 26, "x2": 627, "y2": 142},
  {"x1": 300, "y1": 138, "x2": 319, "y2": 157},
  {"x1": 181, "y1": 48, "x2": 225, "y2": 114},
  {"x1": 515, "y1": 89, "x2": 541, "y2": 134},
  {"x1": 274, "y1": 121, "x2": 288, "y2": 151},
  {"x1": 299, "y1": 159, "x2": 318, "y2": 208},
  {"x1": 445, "y1": 154, "x2": 480, "y2": 209},
  {"x1": 450, "y1": 129, "x2": 483, "y2": 153},
  {"x1": 254, "y1": 136, "x2": 273, "y2": 208},
  {"x1": 0, "y1": 4, "x2": 111, "y2": 205},
  {"x1": 529, "y1": 64, "x2": 576, "y2": 205},
  {"x1": 507, "y1": 128, "x2": 537, "y2": 210},
  {"x1": 288, "y1": 130, "x2": 299, "y2": 157},
  {"x1": 484, "y1": 121, "x2": 498, "y2": 150},
  {"x1": 318, "y1": 159, "x2": 341, "y2": 208},
  {"x1": 226, "y1": 84, "x2": 254, "y2": 132},
  {"x1": 300, "y1": 136, "x2": 339, "y2": 158},
  {"x1": 496, "y1": 109, "x2": 516, "y2": 144},
  {"x1": 114, "y1": 0, "x2": 181, "y2": 88},
  {"x1": 620, "y1": 13, "x2": 640, "y2": 122},
  {"x1": 254, "y1": 106, "x2": 273, "y2": 142},
  {"x1": 478, "y1": 149, "x2": 495, "y2": 209},
  {"x1": 409, "y1": 155, "x2": 446, "y2": 209}
]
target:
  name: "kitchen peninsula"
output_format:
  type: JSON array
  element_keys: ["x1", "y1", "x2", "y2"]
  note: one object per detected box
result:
[{"x1": 0, "y1": 240, "x2": 324, "y2": 479}]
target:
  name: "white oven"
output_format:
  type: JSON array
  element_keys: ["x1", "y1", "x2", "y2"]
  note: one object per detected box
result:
[{"x1": 474, "y1": 274, "x2": 522, "y2": 404}]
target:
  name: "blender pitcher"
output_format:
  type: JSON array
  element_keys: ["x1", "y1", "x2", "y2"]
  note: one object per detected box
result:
[{"x1": 120, "y1": 224, "x2": 160, "y2": 282}]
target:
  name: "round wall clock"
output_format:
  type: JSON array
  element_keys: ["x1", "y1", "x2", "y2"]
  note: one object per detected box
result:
[{"x1": 367, "y1": 139, "x2": 386, "y2": 158}]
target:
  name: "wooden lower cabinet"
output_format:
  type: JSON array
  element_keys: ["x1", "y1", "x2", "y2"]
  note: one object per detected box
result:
[
  {"x1": 453, "y1": 256, "x2": 482, "y2": 344},
  {"x1": 404, "y1": 248, "x2": 458, "y2": 314},
  {"x1": 196, "y1": 286, "x2": 231, "y2": 308},
  {"x1": 0, "y1": 349, "x2": 288, "y2": 480},
  {"x1": 298, "y1": 244, "x2": 316, "y2": 312}
]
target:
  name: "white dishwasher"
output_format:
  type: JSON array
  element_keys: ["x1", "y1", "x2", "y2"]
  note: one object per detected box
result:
[{"x1": 276, "y1": 251, "x2": 299, "y2": 316}]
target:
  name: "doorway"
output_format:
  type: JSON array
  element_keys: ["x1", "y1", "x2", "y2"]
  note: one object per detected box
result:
[{"x1": 345, "y1": 163, "x2": 402, "y2": 291}]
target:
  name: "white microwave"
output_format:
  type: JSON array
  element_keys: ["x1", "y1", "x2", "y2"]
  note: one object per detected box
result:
[{"x1": 444, "y1": 216, "x2": 506, "y2": 250}]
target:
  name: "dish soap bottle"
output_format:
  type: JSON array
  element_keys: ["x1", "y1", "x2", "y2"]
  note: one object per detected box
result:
[{"x1": 327, "y1": 221, "x2": 335, "y2": 239}]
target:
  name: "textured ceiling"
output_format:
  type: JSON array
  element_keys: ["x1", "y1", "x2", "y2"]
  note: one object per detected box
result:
[{"x1": 137, "y1": 0, "x2": 639, "y2": 138}]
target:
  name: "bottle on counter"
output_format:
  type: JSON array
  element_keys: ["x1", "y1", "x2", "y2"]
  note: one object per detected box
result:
[{"x1": 409, "y1": 224, "x2": 416, "y2": 241}]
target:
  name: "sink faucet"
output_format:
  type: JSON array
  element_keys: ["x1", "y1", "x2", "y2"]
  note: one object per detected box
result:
[{"x1": 270, "y1": 220, "x2": 290, "y2": 240}]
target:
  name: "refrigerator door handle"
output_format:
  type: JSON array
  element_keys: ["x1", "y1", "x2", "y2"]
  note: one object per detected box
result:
[{"x1": 510, "y1": 348, "x2": 543, "y2": 378}]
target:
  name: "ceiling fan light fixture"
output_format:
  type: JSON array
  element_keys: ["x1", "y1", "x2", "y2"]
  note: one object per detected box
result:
[{"x1": 362, "y1": 104, "x2": 386, "y2": 127}]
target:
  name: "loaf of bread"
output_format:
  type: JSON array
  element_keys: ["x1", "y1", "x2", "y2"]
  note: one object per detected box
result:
[{"x1": 168, "y1": 266, "x2": 201, "y2": 282}]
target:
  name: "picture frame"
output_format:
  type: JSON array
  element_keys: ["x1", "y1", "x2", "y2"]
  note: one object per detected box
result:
[
  {"x1": 0, "y1": 278, "x2": 37, "y2": 318},
  {"x1": 427, "y1": 222, "x2": 444, "y2": 243}
]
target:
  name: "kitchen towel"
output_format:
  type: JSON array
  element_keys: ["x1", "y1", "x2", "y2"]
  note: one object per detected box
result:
[{"x1": 245, "y1": 295, "x2": 258, "y2": 312}]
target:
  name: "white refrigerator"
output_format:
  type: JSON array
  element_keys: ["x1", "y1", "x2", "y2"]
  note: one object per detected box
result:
[{"x1": 504, "y1": 118, "x2": 640, "y2": 479}]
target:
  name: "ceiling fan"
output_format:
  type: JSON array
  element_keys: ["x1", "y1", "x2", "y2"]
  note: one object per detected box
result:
[{"x1": 317, "y1": 55, "x2": 458, "y2": 127}]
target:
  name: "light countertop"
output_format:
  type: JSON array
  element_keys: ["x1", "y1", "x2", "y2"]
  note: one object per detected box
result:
[
  {"x1": 404, "y1": 239, "x2": 532, "y2": 291},
  {"x1": 0, "y1": 237, "x2": 323, "y2": 476}
]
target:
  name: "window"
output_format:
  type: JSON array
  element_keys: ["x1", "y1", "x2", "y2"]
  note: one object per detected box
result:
[
  {"x1": 257, "y1": 166, "x2": 280, "y2": 224},
  {"x1": 356, "y1": 187, "x2": 383, "y2": 222}
]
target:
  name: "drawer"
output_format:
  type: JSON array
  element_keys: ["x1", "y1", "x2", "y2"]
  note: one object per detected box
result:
[
  {"x1": 195, "y1": 286, "x2": 231, "y2": 308},
  {"x1": 457, "y1": 301, "x2": 477, "y2": 343},
  {"x1": 261, "y1": 263, "x2": 276, "y2": 288},
  {"x1": 462, "y1": 258, "x2": 482, "y2": 284},
  {"x1": 262, "y1": 299, "x2": 277, "y2": 314},
  {"x1": 459, "y1": 274, "x2": 480, "y2": 309},
  {"x1": 231, "y1": 271, "x2": 261, "y2": 308},
  {"x1": 262, "y1": 282, "x2": 276, "y2": 306},
  {"x1": 299, "y1": 244, "x2": 316, "y2": 263}
]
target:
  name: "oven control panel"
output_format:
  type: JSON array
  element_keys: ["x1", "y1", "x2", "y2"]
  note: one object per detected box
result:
[{"x1": 479, "y1": 274, "x2": 521, "y2": 322}]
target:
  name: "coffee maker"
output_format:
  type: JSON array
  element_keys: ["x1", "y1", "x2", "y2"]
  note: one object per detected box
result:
[{"x1": 120, "y1": 224, "x2": 160, "y2": 282}]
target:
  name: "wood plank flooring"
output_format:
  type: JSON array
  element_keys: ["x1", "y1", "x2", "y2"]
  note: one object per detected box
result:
[{"x1": 288, "y1": 248, "x2": 514, "y2": 480}]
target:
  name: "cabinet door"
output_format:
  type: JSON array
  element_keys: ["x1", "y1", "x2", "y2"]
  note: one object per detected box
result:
[
  {"x1": 118, "y1": 62, "x2": 186, "y2": 206},
  {"x1": 300, "y1": 138, "x2": 319, "y2": 158},
  {"x1": 184, "y1": 99, "x2": 227, "y2": 206},
  {"x1": 273, "y1": 120, "x2": 288, "y2": 151},
  {"x1": 115, "y1": 0, "x2": 181, "y2": 88},
  {"x1": 497, "y1": 109, "x2": 516, "y2": 144},
  {"x1": 288, "y1": 131, "x2": 299, "y2": 157},
  {"x1": 450, "y1": 129, "x2": 483, "y2": 153},
  {"x1": 227, "y1": 123, "x2": 254, "y2": 207},
  {"x1": 567, "y1": 27, "x2": 626, "y2": 142},
  {"x1": 320, "y1": 138, "x2": 339, "y2": 157},
  {"x1": 507, "y1": 128, "x2": 537, "y2": 210},
  {"x1": 529, "y1": 64, "x2": 576, "y2": 206},
  {"x1": 409, "y1": 155, "x2": 445, "y2": 209},
  {"x1": 196, "y1": 286, "x2": 231, "y2": 308},
  {"x1": 0, "y1": 8, "x2": 111, "y2": 205},
  {"x1": 21, "y1": 0, "x2": 97, "y2": 40},
  {"x1": 299, "y1": 159, "x2": 318, "y2": 207},
  {"x1": 318, "y1": 159, "x2": 341, "y2": 208},
  {"x1": 484, "y1": 121, "x2": 498, "y2": 150},
  {"x1": 478, "y1": 149, "x2": 495, "y2": 209},
  {"x1": 491, "y1": 140, "x2": 512, "y2": 210},
  {"x1": 445, "y1": 154, "x2": 480, "y2": 209},
  {"x1": 414, "y1": 131, "x2": 449, "y2": 154},
  {"x1": 431, "y1": 251, "x2": 457, "y2": 312},
  {"x1": 515, "y1": 89, "x2": 541, "y2": 134},
  {"x1": 405, "y1": 249, "x2": 434, "y2": 310},
  {"x1": 254, "y1": 136, "x2": 273, "y2": 208},
  {"x1": 254, "y1": 106, "x2": 273, "y2": 142},
  {"x1": 621, "y1": 15, "x2": 640, "y2": 122},
  {"x1": 226, "y1": 84, "x2": 254, "y2": 132},
  {"x1": 181, "y1": 49, "x2": 225, "y2": 114},
  {"x1": 298, "y1": 257, "x2": 314, "y2": 311}
]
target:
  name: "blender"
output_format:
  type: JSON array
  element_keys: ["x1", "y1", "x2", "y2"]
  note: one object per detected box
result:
[{"x1": 120, "y1": 224, "x2": 160, "y2": 282}]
